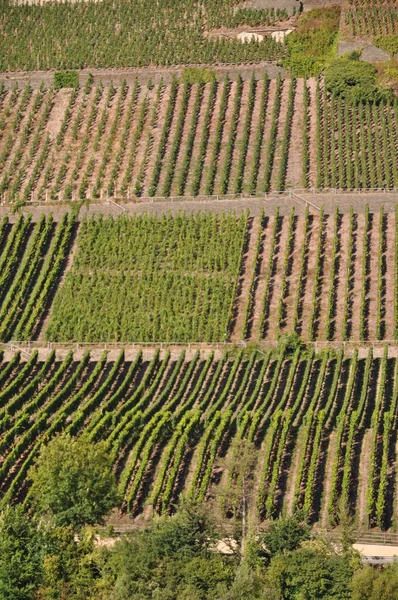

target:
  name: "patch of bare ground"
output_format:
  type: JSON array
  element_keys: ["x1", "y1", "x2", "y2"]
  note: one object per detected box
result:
[
  {"x1": 283, "y1": 429, "x2": 303, "y2": 515},
  {"x1": 264, "y1": 213, "x2": 290, "y2": 340},
  {"x1": 282, "y1": 214, "x2": 306, "y2": 333},
  {"x1": 198, "y1": 82, "x2": 226, "y2": 196},
  {"x1": 320, "y1": 431, "x2": 337, "y2": 528},
  {"x1": 307, "y1": 78, "x2": 319, "y2": 187},
  {"x1": 230, "y1": 216, "x2": 261, "y2": 342},
  {"x1": 270, "y1": 79, "x2": 290, "y2": 191},
  {"x1": 51, "y1": 88, "x2": 92, "y2": 196},
  {"x1": 155, "y1": 85, "x2": 187, "y2": 195},
  {"x1": 357, "y1": 429, "x2": 373, "y2": 529},
  {"x1": 249, "y1": 216, "x2": 273, "y2": 339},
  {"x1": 226, "y1": 80, "x2": 250, "y2": 194},
  {"x1": 242, "y1": 77, "x2": 265, "y2": 191},
  {"x1": 332, "y1": 213, "x2": 350, "y2": 341},
  {"x1": 285, "y1": 77, "x2": 304, "y2": 189},
  {"x1": 45, "y1": 89, "x2": 71, "y2": 140},
  {"x1": 2, "y1": 90, "x2": 38, "y2": 174},
  {"x1": 257, "y1": 78, "x2": 277, "y2": 193},
  {"x1": 124, "y1": 87, "x2": 157, "y2": 193},
  {"x1": 212, "y1": 81, "x2": 238, "y2": 193},
  {"x1": 299, "y1": 215, "x2": 321, "y2": 340},
  {"x1": 169, "y1": 83, "x2": 200, "y2": 196},
  {"x1": 183, "y1": 83, "x2": 212, "y2": 195},
  {"x1": 17, "y1": 89, "x2": 56, "y2": 194},
  {"x1": 367, "y1": 213, "x2": 379, "y2": 340},
  {"x1": 317, "y1": 213, "x2": 336, "y2": 339},
  {"x1": 350, "y1": 213, "x2": 366, "y2": 340},
  {"x1": 384, "y1": 212, "x2": 395, "y2": 340},
  {"x1": 140, "y1": 84, "x2": 173, "y2": 196}
]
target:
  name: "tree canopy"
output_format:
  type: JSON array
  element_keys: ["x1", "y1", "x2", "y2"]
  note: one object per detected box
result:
[{"x1": 28, "y1": 434, "x2": 117, "y2": 529}]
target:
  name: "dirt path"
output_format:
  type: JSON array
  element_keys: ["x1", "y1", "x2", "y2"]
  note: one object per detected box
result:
[
  {"x1": 307, "y1": 78, "x2": 318, "y2": 188},
  {"x1": 282, "y1": 214, "x2": 306, "y2": 333},
  {"x1": 230, "y1": 216, "x2": 261, "y2": 342},
  {"x1": 264, "y1": 211, "x2": 290, "y2": 340},
  {"x1": 227, "y1": 79, "x2": 251, "y2": 194},
  {"x1": 333, "y1": 213, "x2": 350, "y2": 341},
  {"x1": 317, "y1": 213, "x2": 335, "y2": 340},
  {"x1": 349, "y1": 212, "x2": 366, "y2": 340},
  {"x1": 285, "y1": 78, "x2": 303, "y2": 189},
  {"x1": 357, "y1": 429, "x2": 373, "y2": 529},
  {"x1": 320, "y1": 431, "x2": 337, "y2": 527},
  {"x1": 384, "y1": 213, "x2": 395, "y2": 340},
  {"x1": 249, "y1": 215, "x2": 274, "y2": 339},
  {"x1": 299, "y1": 215, "x2": 321, "y2": 340},
  {"x1": 367, "y1": 213, "x2": 379, "y2": 340}
]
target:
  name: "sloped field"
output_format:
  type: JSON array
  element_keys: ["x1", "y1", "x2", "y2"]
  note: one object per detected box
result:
[
  {"x1": 1, "y1": 79, "x2": 398, "y2": 203},
  {"x1": 0, "y1": 346, "x2": 396, "y2": 531}
]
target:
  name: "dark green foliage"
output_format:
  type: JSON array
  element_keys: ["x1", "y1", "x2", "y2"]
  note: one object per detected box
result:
[
  {"x1": 182, "y1": 68, "x2": 216, "y2": 84},
  {"x1": 373, "y1": 34, "x2": 398, "y2": 58},
  {"x1": 284, "y1": 8, "x2": 340, "y2": 76},
  {"x1": 261, "y1": 514, "x2": 311, "y2": 556},
  {"x1": 351, "y1": 563, "x2": 398, "y2": 600},
  {"x1": 28, "y1": 434, "x2": 118, "y2": 529},
  {"x1": 54, "y1": 71, "x2": 79, "y2": 90},
  {"x1": 0, "y1": 506, "x2": 43, "y2": 600},
  {"x1": 267, "y1": 548, "x2": 353, "y2": 600},
  {"x1": 325, "y1": 58, "x2": 393, "y2": 103}
]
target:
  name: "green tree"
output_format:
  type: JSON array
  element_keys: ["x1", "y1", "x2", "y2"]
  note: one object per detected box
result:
[
  {"x1": 98, "y1": 502, "x2": 236, "y2": 600},
  {"x1": 266, "y1": 548, "x2": 353, "y2": 600},
  {"x1": 351, "y1": 563, "x2": 398, "y2": 600},
  {"x1": 28, "y1": 435, "x2": 118, "y2": 530},
  {"x1": 325, "y1": 58, "x2": 393, "y2": 103},
  {"x1": 0, "y1": 506, "x2": 43, "y2": 600},
  {"x1": 39, "y1": 525, "x2": 99, "y2": 600},
  {"x1": 261, "y1": 514, "x2": 310, "y2": 556}
]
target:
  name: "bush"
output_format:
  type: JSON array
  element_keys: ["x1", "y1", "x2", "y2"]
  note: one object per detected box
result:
[
  {"x1": 373, "y1": 34, "x2": 398, "y2": 59},
  {"x1": 54, "y1": 71, "x2": 79, "y2": 90},
  {"x1": 284, "y1": 8, "x2": 340, "y2": 76},
  {"x1": 325, "y1": 58, "x2": 393, "y2": 103},
  {"x1": 182, "y1": 67, "x2": 216, "y2": 84}
]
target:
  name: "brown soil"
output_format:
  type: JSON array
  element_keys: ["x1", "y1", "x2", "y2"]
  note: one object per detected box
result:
[{"x1": 231, "y1": 216, "x2": 261, "y2": 341}]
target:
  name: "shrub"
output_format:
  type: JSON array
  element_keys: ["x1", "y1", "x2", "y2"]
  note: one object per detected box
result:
[
  {"x1": 373, "y1": 34, "x2": 398, "y2": 58},
  {"x1": 182, "y1": 67, "x2": 216, "y2": 84},
  {"x1": 325, "y1": 58, "x2": 393, "y2": 103},
  {"x1": 284, "y1": 8, "x2": 340, "y2": 76},
  {"x1": 54, "y1": 71, "x2": 79, "y2": 89}
]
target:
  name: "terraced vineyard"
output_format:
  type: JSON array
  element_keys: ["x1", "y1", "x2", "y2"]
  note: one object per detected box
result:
[
  {"x1": 1, "y1": 78, "x2": 397, "y2": 201},
  {"x1": 36, "y1": 207, "x2": 398, "y2": 344},
  {"x1": 344, "y1": 6, "x2": 398, "y2": 36},
  {"x1": 238, "y1": 205, "x2": 398, "y2": 343},
  {"x1": 0, "y1": 207, "x2": 396, "y2": 343},
  {"x1": 0, "y1": 0, "x2": 285, "y2": 72},
  {"x1": 0, "y1": 346, "x2": 397, "y2": 530},
  {"x1": 0, "y1": 212, "x2": 76, "y2": 341}
]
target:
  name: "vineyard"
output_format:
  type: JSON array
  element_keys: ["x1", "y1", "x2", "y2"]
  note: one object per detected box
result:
[
  {"x1": 46, "y1": 212, "x2": 247, "y2": 343},
  {"x1": 0, "y1": 345, "x2": 397, "y2": 531},
  {"x1": 344, "y1": 6, "x2": 398, "y2": 36},
  {"x1": 29, "y1": 206, "x2": 395, "y2": 344},
  {"x1": 1, "y1": 77, "x2": 398, "y2": 202},
  {"x1": 0, "y1": 208, "x2": 396, "y2": 343},
  {"x1": 0, "y1": 0, "x2": 286, "y2": 72},
  {"x1": 0, "y1": 212, "x2": 76, "y2": 342}
]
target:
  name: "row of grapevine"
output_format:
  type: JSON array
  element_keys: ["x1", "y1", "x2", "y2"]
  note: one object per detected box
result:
[{"x1": 0, "y1": 347, "x2": 396, "y2": 527}]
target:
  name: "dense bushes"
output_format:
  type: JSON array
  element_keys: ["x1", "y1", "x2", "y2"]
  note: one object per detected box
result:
[{"x1": 284, "y1": 8, "x2": 340, "y2": 76}]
